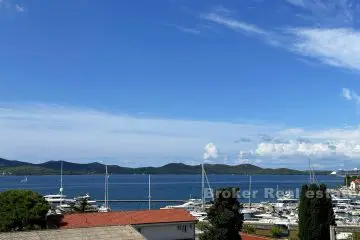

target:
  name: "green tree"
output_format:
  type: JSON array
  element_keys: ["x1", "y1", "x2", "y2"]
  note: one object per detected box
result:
[
  {"x1": 298, "y1": 184, "x2": 335, "y2": 240},
  {"x1": 0, "y1": 190, "x2": 50, "y2": 232},
  {"x1": 344, "y1": 175, "x2": 360, "y2": 187},
  {"x1": 200, "y1": 187, "x2": 243, "y2": 240},
  {"x1": 80, "y1": 198, "x2": 88, "y2": 213}
]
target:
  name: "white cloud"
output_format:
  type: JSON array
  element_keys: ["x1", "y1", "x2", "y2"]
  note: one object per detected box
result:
[
  {"x1": 201, "y1": 13, "x2": 268, "y2": 36},
  {"x1": 341, "y1": 87, "x2": 360, "y2": 103},
  {"x1": 15, "y1": 4, "x2": 25, "y2": 12},
  {"x1": 342, "y1": 88, "x2": 352, "y2": 100},
  {"x1": 0, "y1": 104, "x2": 278, "y2": 166},
  {"x1": 288, "y1": 28, "x2": 360, "y2": 71},
  {"x1": 3, "y1": 103, "x2": 360, "y2": 168},
  {"x1": 166, "y1": 24, "x2": 201, "y2": 35},
  {"x1": 0, "y1": 1, "x2": 26, "y2": 13},
  {"x1": 204, "y1": 143, "x2": 218, "y2": 160},
  {"x1": 255, "y1": 140, "x2": 338, "y2": 157},
  {"x1": 200, "y1": 1, "x2": 360, "y2": 72}
]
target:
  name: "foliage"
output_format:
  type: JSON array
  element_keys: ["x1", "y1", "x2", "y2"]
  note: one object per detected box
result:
[
  {"x1": 196, "y1": 221, "x2": 211, "y2": 231},
  {"x1": 298, "y1": 184, "x2": 335, "y2": 240},
  {"x1": 349, "y1": 232, "x2": 360, "y2": 240},
  {"x1": 0, "y1": 190, "x2": 50, "y2": 232},
  {"x1": 242, "y1": 225, "x2": 256, "y2": 234},
  {"x1": 289, "y1": 230, "x2": 299, "y2": 240},
  {"x1": 200, "y1": 187, "x2": 243, "y2": 240},
  {"x1": 72, "y1": 198, "x2": 90, "y2": 213},
  {"x1": 270, "y1": 226, "x2": 286, "y2": 238}
]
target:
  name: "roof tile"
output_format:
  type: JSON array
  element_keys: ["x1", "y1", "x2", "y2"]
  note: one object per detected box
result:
[{"x1": 61, "y1": 209, "x2": 197, "y2": 229}]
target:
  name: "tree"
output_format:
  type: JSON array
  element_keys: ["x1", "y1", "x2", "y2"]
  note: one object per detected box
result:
[
  {"x1": 79, "y1": 198, "x2": 88, "y2": 213},
  {"x1": 200, "y1": 187, "x2": 243, "y2": 240},
  {"x1": 298, "y1": 184, "x2": 335, "y2": 240},
  {"x1": 0, "y1": 190, "x2": 50, "y2": 232},
  {"x1": 344, "y1": 175, "x2": 360, "y2": 187}
]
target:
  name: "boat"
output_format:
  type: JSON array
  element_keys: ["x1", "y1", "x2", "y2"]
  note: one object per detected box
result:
[
  {"x1": 162, "y1": 162, "x2": 213, "y2": 222},
  {"x1": 74, "y1": 193, "x2": 97, "y2": 205},
  {"x1": 275, "y1": 191, "x2": 299, "y2": 210},
  {"x1": 44, "y1": 161, "x2": 74, "y2": 208},
  {"x1": 98, "y1": 164, "x2": 111, "y2": 212},
  {"x1": 20, "y1": 176, "x2": 28, "y2": 183},
  {"x1": 162, "y1": 163, "x2": 212, "y2": 212},
  {"x1": 162, "y1": 199, "x2": 203, "y2": 211},
  {"x1": 190, "y1": 211, "x2": 207, "y2": 221}
]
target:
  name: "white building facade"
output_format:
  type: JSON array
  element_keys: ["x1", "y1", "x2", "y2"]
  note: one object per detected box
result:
[{"x1": 135, "y1": 222, "x2": 196, "y2": 240}]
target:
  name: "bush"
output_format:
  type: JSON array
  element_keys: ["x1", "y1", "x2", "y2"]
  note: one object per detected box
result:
[
  {"x1": 270, "y1": 226, "x2": 285, "y2": 238},
  {"x1": 0, "y1": 190, "x2": 50, "y2": 232},
  {"x1": 350, "y1": 232, "x2": 360, "y2": 240},
  {"x1": 196, "y1": 221, "x2": 211, "y2": 231},
  {"x1": 242, "y1": 225, "x2": 256, "y2": 234}
]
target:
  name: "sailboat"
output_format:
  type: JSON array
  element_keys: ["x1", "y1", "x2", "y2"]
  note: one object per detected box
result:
[
  {"x1": 161, "y1": 162, "x2": 213, "y2": 221},
  {"x1": 241, "y1": 175, "x2": 259, "y2": 214},
  {"x1": 20, "y1": 176, "x2": 28, "y2": 183},
  {"x1": 98, "y1": 164, "x2": 111, "y2": 212}
]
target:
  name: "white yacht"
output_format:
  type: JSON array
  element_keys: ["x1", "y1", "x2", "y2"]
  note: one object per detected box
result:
[
  {"x1": 161, "y1": 199, "x2": 203, "y2": 211},
  {"x1": 275, "y1": 192, "x2": 299, "y2": 210},
  {"x1": 44, "y1": 161, "x2": 74, "y2": 208}
]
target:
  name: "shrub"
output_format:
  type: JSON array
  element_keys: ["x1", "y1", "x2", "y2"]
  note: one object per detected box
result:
[
  {"x1": 242, "y1": 225, "x2": 256, "y2": 234},
  {"x1": 270, "y1": 226, "x2": 285, "y2": 238},
  {"x1": 196, "y1": 221, "x2": 211, "y2": 231}
]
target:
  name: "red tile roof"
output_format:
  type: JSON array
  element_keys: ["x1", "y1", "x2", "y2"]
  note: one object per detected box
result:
[
  {"x1": 353, "y1": 179, "x2": 360, "y2": 184},
  {"x1": 60, "y1": 209, "x2": 197, "y2": 229},
  {"x1": 240, "y1": 233, "x2": 272, "y2": 240}
]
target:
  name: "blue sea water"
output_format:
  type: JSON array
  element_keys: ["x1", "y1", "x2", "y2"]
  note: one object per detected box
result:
[{"x1": 0, "y1": 174, "x2": 343, "y2": 210}]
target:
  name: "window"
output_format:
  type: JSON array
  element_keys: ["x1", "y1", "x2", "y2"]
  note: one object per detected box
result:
[{"x1": 177, "y1": 224, "x2": 187, "y2": 232}]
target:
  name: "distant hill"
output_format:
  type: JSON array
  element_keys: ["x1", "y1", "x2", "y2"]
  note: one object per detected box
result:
[{"x1": 0, "y1": 158, "x2": 331, "y2": 176}]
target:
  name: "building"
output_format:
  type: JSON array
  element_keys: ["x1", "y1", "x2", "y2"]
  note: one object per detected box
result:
[
  {"x1": 61, "y1": 209, "x2": 197, "y2": 240},
  {"x1": 350, "y1": 179, "x2": 360, "y2": 190},
  {"x1": 0, "y1": 225, "x2": 145, "y2": 240}
]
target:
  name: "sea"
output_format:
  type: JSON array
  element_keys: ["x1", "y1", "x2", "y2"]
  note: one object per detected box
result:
[{"x1": 0, "y1": 174, "x2": 343, "y2": 211}]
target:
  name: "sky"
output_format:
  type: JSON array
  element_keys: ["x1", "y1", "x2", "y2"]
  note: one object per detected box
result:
[{"x1": 1, "y1": 0, "x2": 360, "y2": 170}]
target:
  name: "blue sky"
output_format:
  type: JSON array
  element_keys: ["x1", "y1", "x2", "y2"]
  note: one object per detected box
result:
[{"x1": 1, "y1": 0, "x2": 360, "y2": 170}]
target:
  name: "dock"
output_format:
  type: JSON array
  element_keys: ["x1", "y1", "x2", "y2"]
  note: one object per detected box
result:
[{"x1": 96, "y1": 199, "x2": 186, "y2": 203}]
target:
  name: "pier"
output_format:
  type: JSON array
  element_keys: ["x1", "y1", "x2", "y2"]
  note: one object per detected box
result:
[{"x1": 96, "y1": 199, "x2": 186, "y2": 203}]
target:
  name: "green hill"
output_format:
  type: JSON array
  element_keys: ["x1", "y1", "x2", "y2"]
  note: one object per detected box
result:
[{"x1": 0, "y1": 158, "x2": 331, "y2": 175}]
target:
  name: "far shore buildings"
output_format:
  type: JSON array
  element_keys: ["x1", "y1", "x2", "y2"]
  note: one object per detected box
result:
[
  {"x1": 0, "y1": 209, "x2": 197, "y2": 240},
  {"x1": 350, "y1": 179, "x2": 360, "y2": 191}
]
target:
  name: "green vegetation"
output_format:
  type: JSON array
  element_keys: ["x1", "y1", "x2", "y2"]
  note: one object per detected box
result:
[
  {"x1": 298, "y1": 184, "x2": 335, "y2": 240},
  {"x1": 0, "y1": 190, "x2": 50, "y2": 232},
  {"x1": 289, "y1": 230, "x2": 299, "y2": 240},
  {"x1": 270, "y1": 226, "x2": 286, "y2": 238},
  {"x1": 242, "y1": 225, "x2": 256, "y2": 234},
  {"x1": 200, "y1": 187, "x2": 243, "y2": 240},
  {"x1": 196, "y1": 221, "x2": 211, "y2": 232},
  {"x1": 349, "y1": 232, "x2": 360, "y2": 240},
  {"x1": 0, "y1": 166, "x2": 60, "y2": 175},
  {"x1": 0, "y1": 158, "x2": 331, "y2": 175}
]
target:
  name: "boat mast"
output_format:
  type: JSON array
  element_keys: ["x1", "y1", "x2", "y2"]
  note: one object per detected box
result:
[
  {"x1": 105, "y1": 164, "x2": 108, "y2": 209},
  {"x1": 201, "y1": 162, "x2": 205, "y2": 210},
  {"x1": 60, "y1": 161, "x2": 63, "y2": 205},
  {"x1": 249, "y1": 175, "x2": 252, "y2": 209},
  {"x1": 148, "y1": 174, "x2": 151, "y2": 210}
]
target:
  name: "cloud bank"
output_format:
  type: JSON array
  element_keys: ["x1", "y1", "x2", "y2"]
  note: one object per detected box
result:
[
  {"x1": 1, "y1": 103, "x2": 360, "y2": 169},
  {"x1": 200, "y1": 0, "x2": 360, "y2": 72}
]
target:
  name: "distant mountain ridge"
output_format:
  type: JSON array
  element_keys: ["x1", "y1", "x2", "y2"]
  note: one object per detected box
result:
[{"x1": 0, "y1": 158, "x2": 331, "y2": 175}]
